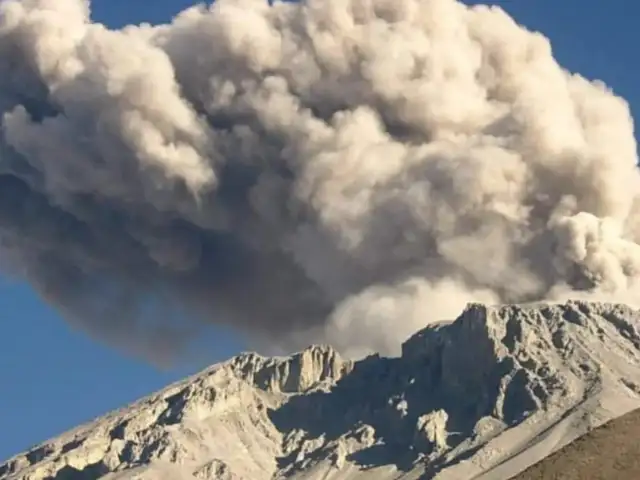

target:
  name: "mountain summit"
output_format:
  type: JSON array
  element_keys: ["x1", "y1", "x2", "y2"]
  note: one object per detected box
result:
[{"x1": 4, "y1": 301, "x2": 640, "y2": 480}]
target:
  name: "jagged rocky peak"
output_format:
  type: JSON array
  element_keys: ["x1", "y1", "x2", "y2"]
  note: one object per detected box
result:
[
  {"x1": 402, "y1": 300, "x2": 640, "y2": 359},
  {"x1": 229, "y1": 344, "x2": 354, "y2": 393},
  {"x1": 402, "y1": 300, "x2": 640, "y2": 367},
  {"x1": 401, "y1": 301, "x2": 640, "y2": 421}
]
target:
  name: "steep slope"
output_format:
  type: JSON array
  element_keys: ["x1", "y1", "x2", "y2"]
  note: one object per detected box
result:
[{"x1": 4, "y1": 301, "x2": 640, "y2": 480}]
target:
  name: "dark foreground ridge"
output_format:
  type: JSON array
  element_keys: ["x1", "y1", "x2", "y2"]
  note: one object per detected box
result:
[
  {"x1": 513, "y1": 407, "x2": 640, "y2": 480},
  {"x1": 3, "y1": 301, "x2": 640, "y2": 479}
]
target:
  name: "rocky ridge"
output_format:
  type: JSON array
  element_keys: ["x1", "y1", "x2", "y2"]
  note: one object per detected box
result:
[{"x1": 4, "y1": 301, "x2": 640, "y2": 479}]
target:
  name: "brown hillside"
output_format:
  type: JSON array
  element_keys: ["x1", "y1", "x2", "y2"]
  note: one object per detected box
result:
[{"x1": 513, "y1": 407, "x2": 640, "y2": 480}]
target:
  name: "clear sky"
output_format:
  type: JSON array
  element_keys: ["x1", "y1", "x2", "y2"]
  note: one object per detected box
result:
[{"x1": 1, "y1": 0, "x2": 639, "y2": 462}]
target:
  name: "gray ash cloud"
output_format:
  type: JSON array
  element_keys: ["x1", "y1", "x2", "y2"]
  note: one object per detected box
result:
[{"x1": 1, "y1": 0, "x2": 639, "y2": 362}]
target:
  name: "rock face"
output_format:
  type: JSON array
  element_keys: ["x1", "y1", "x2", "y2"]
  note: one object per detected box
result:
[{"x1": 4, "y1": 301, "x2": 640, "y2": 480}]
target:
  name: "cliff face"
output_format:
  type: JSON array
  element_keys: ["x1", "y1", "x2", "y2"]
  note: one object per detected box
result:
[{"x1": 4, "y1": 301, "x2": 640, "y2": 480}]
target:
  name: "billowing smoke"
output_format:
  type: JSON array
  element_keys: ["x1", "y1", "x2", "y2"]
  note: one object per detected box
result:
[{"x1": 1, "y1": 0, "x2": 639, "y2": 363}]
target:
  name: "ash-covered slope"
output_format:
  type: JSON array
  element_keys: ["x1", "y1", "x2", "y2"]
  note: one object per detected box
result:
[{"x1": 4, "y1": 301, "x2": 640, "y2": 480}]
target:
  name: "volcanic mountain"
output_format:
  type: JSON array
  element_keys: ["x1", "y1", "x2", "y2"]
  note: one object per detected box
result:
[{"x1": 4, "y1": 300, "x2": 640, "y2": 480}]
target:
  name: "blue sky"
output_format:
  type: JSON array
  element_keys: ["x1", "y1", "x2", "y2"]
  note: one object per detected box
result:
[{"x1": 1, "y1": 0, "x2": 639, "y2": 462}]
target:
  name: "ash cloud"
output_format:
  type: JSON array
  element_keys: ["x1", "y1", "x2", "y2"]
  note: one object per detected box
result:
[{"x1": 1, "y1": 0, "x2": 640, "y2": 362}]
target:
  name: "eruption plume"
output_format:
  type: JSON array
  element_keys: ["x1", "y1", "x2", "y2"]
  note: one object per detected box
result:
[{"x1": 1, "y1": 0, "x2": 639, "y2": 362}]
